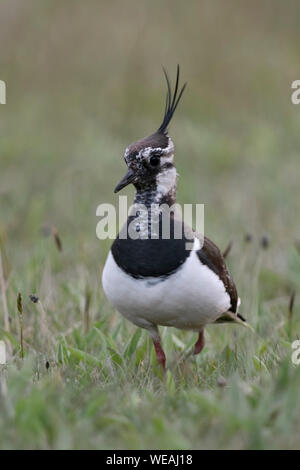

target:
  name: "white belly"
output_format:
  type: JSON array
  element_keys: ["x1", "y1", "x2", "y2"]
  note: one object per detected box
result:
[{"x1": 102, "y1": 243, "x2": 231, "y2": 331}]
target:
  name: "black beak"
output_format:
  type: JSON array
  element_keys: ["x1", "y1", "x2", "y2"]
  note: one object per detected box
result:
[{"x1": 114, "y1": 167, "x2": 135, "y2": 193}]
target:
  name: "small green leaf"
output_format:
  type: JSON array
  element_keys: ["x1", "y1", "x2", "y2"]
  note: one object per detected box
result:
[
  {"x1": 107, "y1": 347, "x2": 123, "y2": 366},
  {"x1": 124, "y1": 328, "x2": 142, "y2": 359},
  {"x1": 0, "y1": 328, "x2": 19, "y2": 348},
  {"x1": 166, "y1": 370, "x2": 176, "y2": 393},
  {"x1": 67, "y1": 346, "x2": 102, "y2": 368}
]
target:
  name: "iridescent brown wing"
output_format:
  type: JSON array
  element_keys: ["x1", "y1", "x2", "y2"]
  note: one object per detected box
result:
[{"x1": 197, "y1": 236, "x2": 238, "y2": 313}]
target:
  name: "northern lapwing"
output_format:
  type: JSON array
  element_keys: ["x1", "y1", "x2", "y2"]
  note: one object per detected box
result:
[{"x1": 102, "y1": 66, "x2": 249, "y2": 370}]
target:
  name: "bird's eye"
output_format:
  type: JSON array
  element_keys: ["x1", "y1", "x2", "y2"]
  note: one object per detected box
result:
[{"x1": 150, "y1": 155, "x2": 160, "y2": 167}]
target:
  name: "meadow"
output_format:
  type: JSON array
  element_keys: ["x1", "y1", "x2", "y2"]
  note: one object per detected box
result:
[{"x1": 0, "y1": 0, "x2": 299, "y2": 449}]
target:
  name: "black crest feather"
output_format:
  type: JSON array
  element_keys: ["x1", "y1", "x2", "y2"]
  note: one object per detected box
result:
[{"x1": 158, "y1": 65, "x2": 186, "y2": 134}]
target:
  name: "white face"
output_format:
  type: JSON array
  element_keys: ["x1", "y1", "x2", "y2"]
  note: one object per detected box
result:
[{"x1": 156, "y1": 166, "x2": 177, "y2": 197}]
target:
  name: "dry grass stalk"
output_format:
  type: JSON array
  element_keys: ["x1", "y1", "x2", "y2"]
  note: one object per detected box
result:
[
  {"x1": 223, "y1": 240, "x2": 233, "y2": 259},
  {"x1": 17, "y1": 293, "x2": 24, "y2": 359},
  {"x1": 52, "y1": 227, "x2": 62, "y2": 252},
  {"x1": 288, "y1": 291, "x2": 296, "y2": 325},
  {"x1": 0, "y1": 251, "x2": 10, "y2": 332},
  {"x1": 29, "y1": 295, "x2": 49, "y2": 342},
  {"x1": 84, "y1": 287, "x2": 91, "y2": 334}
]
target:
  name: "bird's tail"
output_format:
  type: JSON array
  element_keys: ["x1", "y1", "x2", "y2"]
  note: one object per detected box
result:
[{"x1": 213, "y1": 311, "x2": 254, "y2": 333}]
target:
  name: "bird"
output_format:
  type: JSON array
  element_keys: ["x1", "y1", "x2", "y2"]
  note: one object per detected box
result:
[{"x1": 102, "y1": 66, "x2": 250, "y2": 370}]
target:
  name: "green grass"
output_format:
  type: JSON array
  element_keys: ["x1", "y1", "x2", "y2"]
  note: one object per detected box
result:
[
  {"x1": 0, "y1": 272, "x2": 300, "y2": 450},
  {"x1": 0, "y1": 0, "x2": 300, "y2": 450}
]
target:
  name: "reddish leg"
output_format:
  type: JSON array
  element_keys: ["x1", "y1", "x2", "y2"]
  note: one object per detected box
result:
[
  {"x1": 194, "y1": 330, "x2": 205, "y2": 355},
  {"x1": 153, "y1": 339, "x2": 166, "y2": 370}
]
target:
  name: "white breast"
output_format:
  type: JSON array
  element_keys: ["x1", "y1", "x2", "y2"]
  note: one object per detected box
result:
[{"x1": 102, "y1": 239, "x2": 231, "y2": 331}]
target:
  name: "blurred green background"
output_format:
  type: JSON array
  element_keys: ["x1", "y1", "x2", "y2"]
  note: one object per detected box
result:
[
  {"x1": 0, "y1": 0, "x2": 300, "y2": 450},
  {"x1": 1, "y1": 0, "x2": 300, "y2": 264}
]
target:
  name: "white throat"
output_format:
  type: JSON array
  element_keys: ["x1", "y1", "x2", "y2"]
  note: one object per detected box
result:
[{"x1": 155, "y1": 165, "x2": 177, "y2": 201}]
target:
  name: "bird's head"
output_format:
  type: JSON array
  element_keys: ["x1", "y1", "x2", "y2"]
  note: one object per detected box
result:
[{"x1": 114, "y1": 66, "x2": 186, "y2": 194}]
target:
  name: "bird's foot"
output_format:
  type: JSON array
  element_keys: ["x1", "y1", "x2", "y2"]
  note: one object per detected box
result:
[
  {"x1": 194, "y1": 330, "x2": 205, "y2": 355},
  {"x1": 153, "y1": 339, "x2": 166, "y2": 370}
]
